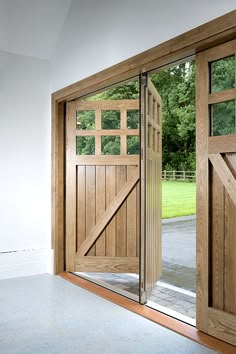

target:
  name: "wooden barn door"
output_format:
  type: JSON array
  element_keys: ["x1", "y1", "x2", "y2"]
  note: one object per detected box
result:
[
  {"x1": 65, "y1": 99, "x2": 140, "y2": 273},
  {"x1": 196, "y1": 39, "x2": 236, "y2": 345},
  {"x1": 140, "y1": 74, "x2": 162, "y2": 304}
]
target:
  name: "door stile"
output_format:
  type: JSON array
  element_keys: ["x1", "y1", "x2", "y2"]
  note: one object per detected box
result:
[
  {"x1": 139, "y1": 73, "x2": 162, "y2": 304},
  {"x1": 139, "y1": 73, "x2": 148, "y2": 304},
  {"x1": 65, "y1": 101, "x2": 77, "y2": 271},
  {"x1": 196, "y1": 50, "x2": 210, "y2": 332}
]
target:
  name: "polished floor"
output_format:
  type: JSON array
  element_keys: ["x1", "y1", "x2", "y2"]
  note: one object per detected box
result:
[{"x1": 0, "y1": 274, "x2": 217, "y2": 354}]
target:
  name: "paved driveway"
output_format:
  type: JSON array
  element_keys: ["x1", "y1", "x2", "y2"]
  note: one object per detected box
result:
[
  {"x1": 162, "y1": 215, "x2": 196, "y2": 268},
  {"x1": 161, "y1": 216, "x2": 196, "y2": 292}
]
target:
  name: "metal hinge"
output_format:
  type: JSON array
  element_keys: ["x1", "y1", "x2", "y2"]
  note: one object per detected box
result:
[{"x1": 141, "y1": 73, "x2": 148, "y2": 87}]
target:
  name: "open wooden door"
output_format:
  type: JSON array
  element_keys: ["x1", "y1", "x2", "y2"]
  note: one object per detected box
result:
[
  {"x1": 140, "y1": 74, "x2": 162, "y2": 304},
  {"x1": 196, "y1": 39, "x2": 236, "y2": 345},
  {"x1": 65, "y1": 99, "x2": 140, "y2": 273}
]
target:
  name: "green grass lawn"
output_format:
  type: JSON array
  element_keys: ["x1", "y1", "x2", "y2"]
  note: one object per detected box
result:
[{"x1": 162, "y1": 181, "x2": 196, "y2": 219}]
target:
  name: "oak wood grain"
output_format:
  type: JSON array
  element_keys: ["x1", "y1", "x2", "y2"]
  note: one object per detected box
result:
[
  {"x1": 76, "y1": 173, "x2": 139, "y2": 257},
  {"x1": 209, "y1": 154, "x2": 236, "y2": 206},
  {"x1": 74, "y1": 256, "x2": 138, "y2": 273},
  {"x1": 196, "y1": 50, "x2": 209, "y2": 332},
  {"x1": 95, "y1": 166, "x2": 106, "y2": 256}
]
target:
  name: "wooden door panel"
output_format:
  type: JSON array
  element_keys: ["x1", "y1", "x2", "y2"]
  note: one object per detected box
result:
[
  {"x1": 77, "y1": 166, "x2": 86, "y2": 252},
  {"x1": 210, "y1": 154, "x2": 236, "y2": 316},
  {"x1": 66, "y1": 99, "x2": 140, "y2": 273},
  {"x1": 86, "y1": 166, "x2": 96, "y2": 256},
  {"x1": 224, "y1": 154, "x2": 236, "y2": 315},
  {"x1": 140, "y1": 74, "x2": 162, "y2": 303},
  {"x1": 116, "y1": 165, "x2": 127, "y2": 257},
  {"x1": 196, "y1": 39, "x2": 236, "y2": 345},
  {"x1": 210, "y1": 167, "x2": 224, "y2": 311},
  {"x1": 127, "y1": 166, "x2": 138, "y2": 257},
  {"x1": 105, "y1": 166, "x2": 116, "y2": 257},
  {"x1": 75, "y1": 168, "x2": 139, "y2": 257},
  {"x1": 74, "y1": 256, "x2": 139, "y2": 273},
  {"x1": 95, "y1": 165, "x2": 106, "y2": 256}
]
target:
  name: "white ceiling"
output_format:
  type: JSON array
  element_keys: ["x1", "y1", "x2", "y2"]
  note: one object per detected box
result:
[{"x1": 0, "y1": 0, "x2": 72, "y2": 60}]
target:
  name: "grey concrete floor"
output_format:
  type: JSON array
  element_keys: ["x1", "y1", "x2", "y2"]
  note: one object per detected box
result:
[{"x1": 0, "y1": 274, "x2": 218, "y2": 354}]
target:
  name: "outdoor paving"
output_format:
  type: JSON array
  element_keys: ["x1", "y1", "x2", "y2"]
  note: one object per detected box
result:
[
  {"x1": 79, "y1": 216, "x2": 197, "y2": 321},
  {"x1": 83, "y1": 272, "x2": 196, "y2": 320},
  {"x1": 161, "y1": 260, "x2": 195, "y2": 292}
]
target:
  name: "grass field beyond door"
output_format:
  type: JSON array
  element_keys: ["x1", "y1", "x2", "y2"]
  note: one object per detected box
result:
[{"x1": 162, "y1": 181, "x2": 196, "y2": 219}]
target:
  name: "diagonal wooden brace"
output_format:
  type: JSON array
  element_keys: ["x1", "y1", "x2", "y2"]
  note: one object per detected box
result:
[
  {"x1": 76, "y1": 172, "x2": 139, "y2": 257},
  {"x1": 209, "y1": 153, "x2": 236, "y2": 206}
]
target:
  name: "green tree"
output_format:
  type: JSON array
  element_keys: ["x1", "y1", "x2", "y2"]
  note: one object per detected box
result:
[
  {"x1": 210, "y1": 56, "x2": 235, "y2": 136},
  {"x1": 151, "y1": 61, "x2": 196, "y2": 171},
  {"x1": 83, "y1": 81, "x2": 140, "y2": 155}
]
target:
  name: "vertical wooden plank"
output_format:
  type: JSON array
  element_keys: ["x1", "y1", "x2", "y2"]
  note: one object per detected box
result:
[
  {"x1": 148, "y1": 156, "x2": 152, "y2": 291},
  {"x1": 152, "y1": 156, "x2": 155, "y2": 285},
  {"x1": 86, "y1": 166, "x2": 96, "y2": 256},
  {"x1": 95, "y1": 166, "x2": 106, "y2": 256},
  {"x1": 211, "y1": 168, "x2": 224, "y2": 310},
  {"x1": 95, "y1": 136, "x2": 101, "y2": 155},
  {"x1": 120, "y1": 135, "x2": 127, "y2": 155},
  {"x1": 157, "y1": 140, "x2": 162, "y2": 279},
  {"x1": 53, "y1": 101, "x2": 65, "y2": 273},
  {"x1": 105, "y1": 166, "x2": 116, "y2": 256},
  {"x1": 139, "y1": 73, "x2": 147, "y2": 304},
  {"x1": 120, "y1": 109, "x2": 127, "y2": 155},
  {"x1": 155, "y1": 156, "x2": 158, "y2": 283},
  {"x1": 140, "y1": 75, "x2": 162, "y2": 300},
  {"x1": 77, "y1": 166, "x2": 86, "y2": 250},
  {"x1": 148, "y1": 92, "x2": 153, "y2": 118},
  {"x1": 116, "y1": 166, "x2": 127, "y2": 257},
  {"x1": 148, "y1": 157, "x2": 152, "y2": 290},
  {"x1": 154, "y1": 98, "x2": 158, "y2": 124},
  {"x1": 96, "y1": 109, "x2": 102, "y2": 129},
  {"x1": 224, "y1": 154, "x2": 236, "y2": 315},
  {"x1": 66, "y1": 102, "x2": 77, "y2": 271},
  {"x1": 127, "y1": 166, "x2": 137, "y2": 257},
  {"x1": 136, "y1": 180, "x2": 140, "y2": 259},
  {"x1": 196, "y1": 51, "x2": 209, "y2": 332},
  {"x1": 224, "y1": 189, "x2": 236, "y2": 315},
  {"x1": 95, "y1": 110, "x2": 101, "y2": 155},
  {"x1": 145, "y1": 81, "x2": 162, "y2": 294}
]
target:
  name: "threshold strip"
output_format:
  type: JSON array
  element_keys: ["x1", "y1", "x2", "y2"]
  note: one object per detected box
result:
[
  {"x1": 59, "y1": 272, "x2": 235, "y2": 354},
  {"x1": 73, "y1": 272, "x2": 138, "y2": 302},
  {"x1": 158, "y1": 281, "x2": 196, "y2": 298},
  {"x1": 146, "y1": 300, "x2": 196, "y2": 327}
]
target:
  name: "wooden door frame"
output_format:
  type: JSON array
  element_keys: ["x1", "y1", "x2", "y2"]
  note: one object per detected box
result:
[{"x1": 52, "y1": 10, "x2": 236, "y2": 274}]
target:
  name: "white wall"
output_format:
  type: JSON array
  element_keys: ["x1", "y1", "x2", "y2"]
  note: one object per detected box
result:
[
  {"x1": 51, "y1": 0, "x2": 236, "y2": 92},
  {"x1": 0, "y1": 51, "x2": 51, "y2": 253}
]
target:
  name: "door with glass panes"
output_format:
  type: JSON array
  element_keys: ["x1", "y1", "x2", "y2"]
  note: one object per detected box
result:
[
  {"x1": 65, "y1": 99, "x2": 140, "y2": 273},
  {"x1": 196, "y1": 39, "x2": 236, "y2": 346},
  {"x1": 140, "y1": 74, "x2": 162, "y2": 304}
]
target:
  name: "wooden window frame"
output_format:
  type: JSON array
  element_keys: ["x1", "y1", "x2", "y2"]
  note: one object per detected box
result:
[{"x1": 52, "y1": 10, "x2": 236, "y2": 274}]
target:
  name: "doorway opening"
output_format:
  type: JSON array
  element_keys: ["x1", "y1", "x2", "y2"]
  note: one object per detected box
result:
[
  {"x1": 70, "y1": 78, "x2": 141, "y2": 303},
  {"x1": 147, "y1": 61, "x2": 196, "y2": 325},
  {"x1": 53, "y1": 16, "x2": 236, "y2": 345},
  {"x1": 70, "y1": 59, "x2": 197, "y2": 325}
]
